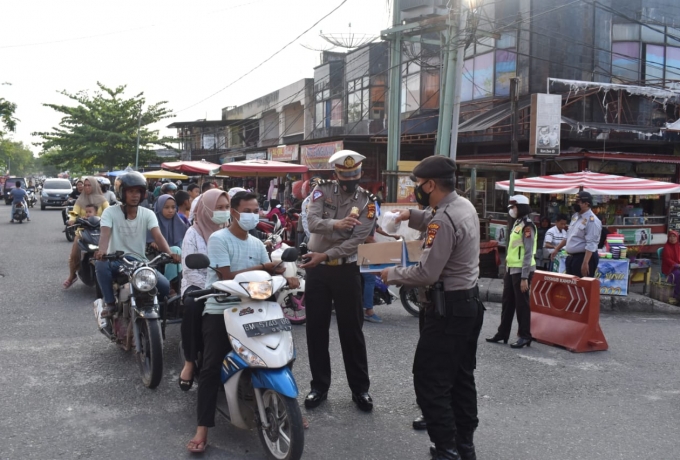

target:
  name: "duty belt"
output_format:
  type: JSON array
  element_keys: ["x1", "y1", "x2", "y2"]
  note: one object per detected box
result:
[
  {"x1": 321, "y1": 254, "x2": 358, "y2": 266},
  {"x1": 443, "y1": 285, "x2": 479, "y2": 302}
]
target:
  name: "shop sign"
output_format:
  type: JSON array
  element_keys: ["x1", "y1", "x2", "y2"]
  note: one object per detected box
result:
[
  {"x1": 530, "y1": 93, "x2": 562, "y2": 156},
  {"x1": 300, "y1": 141, "x2": 343, "y2": 170},
  {"x1": 246, "y1": 152, "x2": 267, "y2": 160},
  {"x1": 490, "y1": 223, "x2": 507, "y2": 247},
  {"x1": 397, "y1": 175, "x2": 416, "y2": 204},
  {"x1": 635, "y1": 162, "x2": 676, "y2": 175},
  {"x1": 554, "y1": 256, "x2": 629, "y2": 296},
  {"x1": 617, "y1": 228, "x2": 652, "y2": 245},
  {"x1": 268, "y1": 145, "x2": 299, "y2": 162}
]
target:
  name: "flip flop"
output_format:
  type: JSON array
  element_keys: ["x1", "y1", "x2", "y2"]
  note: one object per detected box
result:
[
  {"x1": 62, "y1": 277, "x2": 78, "y2": 289},
  {"x1": 186, "y1": 438, "x2": 208, "y2": 453}
]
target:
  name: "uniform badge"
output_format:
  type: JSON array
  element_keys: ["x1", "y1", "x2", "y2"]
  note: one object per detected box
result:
[
  {"x1": 312, "y1": 190, "x2": 323, "y2": 201},
  {"x1": 425, "y1": 223, "x2": 440, "y2": 248},
  {"x1": 523, "y1": 227, "x2": 533, "y2": 238},
  {"x1": 367, "y1": 203, "x2": 376, "y2": 219},
  {"x1": 344, "y1": 156, "x2": 355, "y2": 168},
  {"x1": 589, "y1": 216, "x2": 595, "y2": 221}
]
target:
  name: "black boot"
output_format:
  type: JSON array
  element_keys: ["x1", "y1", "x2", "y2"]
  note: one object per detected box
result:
[
  {"x1": 430, "y1": 445, "x2": 461, "y2": 460},
  {"x1": 412, "y1": 414, "x2": 427, "y2": 430},
  {"x1": 456, "y1": 430, "x2": 476, "y2": 460}
]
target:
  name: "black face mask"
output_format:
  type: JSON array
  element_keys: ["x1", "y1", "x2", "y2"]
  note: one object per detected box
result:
[
  {"x1": 340, "y1": 179, "x2": 360, "y2": 193},
  {"x1": 572, "y1": 203, "x2": 581, "y2": 213},
  {"x1": 415, "y1": 181, "x2": 432, "y2": 207}
]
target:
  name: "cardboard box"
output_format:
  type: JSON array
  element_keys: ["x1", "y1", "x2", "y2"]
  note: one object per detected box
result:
[{"x1": 358, "y1": 240, "x2": 423, "y2": 273}]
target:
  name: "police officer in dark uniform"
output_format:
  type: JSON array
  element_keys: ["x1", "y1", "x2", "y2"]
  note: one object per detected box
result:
[
  {"x1": 300, "y1": 150, "x2": 378, "y2": 412},
  {"x1": 381, "y1": 155, "x2": 484, "y2": 460}
]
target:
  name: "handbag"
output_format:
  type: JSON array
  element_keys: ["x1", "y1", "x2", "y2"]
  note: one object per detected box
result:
[{"x1": 649, "y1": 273, "x2": 677, "y2": 305}]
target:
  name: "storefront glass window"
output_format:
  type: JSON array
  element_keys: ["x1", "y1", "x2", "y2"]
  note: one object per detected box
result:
[
  {"x1": 495, "y1": 50, "x2": 516, "y2": 97},
  {"x1": 665, "y1": 46, "x2": 680, "y2": 83},
  {"x1": 473, "y1": 52, "x2": 494, "y2": 99},
  {"x1": 645, "y1": 44, "x2": 665, "y2": 82},
  {"x1": 612, "y1": 42, "x2": 640, "y2": 81},
  {"x1": 401, "y1": 73, "x2": 420, "y2": 113},
  {"x1": 461, "y1": 58, "x2": 474, "y2": 102},
  {"x1": 421, "y1": 71, "x2": 440, "y2": 110},
  {"x1": 330, "y1": 99, "x2": 344, "y2": 127}
]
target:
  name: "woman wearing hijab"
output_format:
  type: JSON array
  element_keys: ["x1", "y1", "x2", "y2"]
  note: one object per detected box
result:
[
  {"x1": 661, "y1": 230, "x2": 680, "y2": 299},
  {"x1": 178, "y1": 189, "x2": 231, "y2": 392},
  {"x1": 148, "y1": 194, "x2": 188, "y2": 285},
  {"x1": 62, "y1": 177, "x2": 110, "y2": 289}
]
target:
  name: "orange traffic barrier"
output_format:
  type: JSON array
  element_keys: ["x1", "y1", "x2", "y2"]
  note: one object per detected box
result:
[{"x1": 530, "y1": 271, "x2": 608, "y2": 352}]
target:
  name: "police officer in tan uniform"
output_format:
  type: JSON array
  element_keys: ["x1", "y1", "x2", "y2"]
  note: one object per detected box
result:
[
  {"x1": 381, "y1": 155, "x2": 484, "y2": 460},
  {"x1": 300, "y1": 150, "x2": 378, "y2": 412}
]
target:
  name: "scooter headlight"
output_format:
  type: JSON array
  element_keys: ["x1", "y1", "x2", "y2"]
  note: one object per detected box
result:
[
  {"x1": 241, "y1": 281, "x2": 273, "y2": 300},
  {"x1": 229, "y1": 335, "x2": 266, "y2": 367},
  {"x1": 132, "y1": 267, "x2": 157, "y2": 292}
]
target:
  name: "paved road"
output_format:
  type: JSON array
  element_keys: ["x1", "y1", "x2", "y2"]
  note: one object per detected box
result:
[{"x1": 1, "y1": 205, "x2": 679, "y2": 459}]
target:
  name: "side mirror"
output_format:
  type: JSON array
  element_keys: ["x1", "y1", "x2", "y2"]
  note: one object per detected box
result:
[
  {"x1": 281, "y1": 247, "x2": 299, "y2": 262},
  {"x1": 185, "y1": 253, "x2": 210, "y2": 270}
]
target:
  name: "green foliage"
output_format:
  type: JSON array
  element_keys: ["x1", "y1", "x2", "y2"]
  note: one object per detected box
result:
[
  {"x1": 0, "y1": 100, "x2": 18, "y2": 135},
  {"x1": 34, "y1": 82, "x2": 176, "y2": 171},
  {"x1": 0, "y1": 139, "x2": 35, "y2": 176}
]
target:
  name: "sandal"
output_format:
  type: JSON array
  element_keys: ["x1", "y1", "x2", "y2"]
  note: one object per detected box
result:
[
  {"x1": 178, "y1": 375, "x2": 193, "y2": 392},
  {"x1": 62, "y1": 276, "x2": 78, "y2": 289},
  {"x1": 186, "y1": 438, "x2": 208, "y2": 453}
]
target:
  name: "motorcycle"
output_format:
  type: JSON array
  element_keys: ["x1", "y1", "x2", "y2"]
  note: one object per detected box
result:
[
  {"x1": 93, "y1": 251, "x2": 174, "y2": 389},
  {"x1": 11, "y1": 202, "x2": 27, "y2": 223},
  {"x1": 63, "y1": 198, "x2": 76, "y2": 242},
  {"x1": 26, "y1": 187, "x2": 37, "y2": 208},
  {"x1": 68, "y1": 216, "x2": 102, "y2": 291},
  {"x1": 185, "y1": 249, "x2": 304, "y2": 460},
  {"x1": 399, "y1": 286, "x2": 421, "y2": 317},
  {"x1": 372, "y1": 275, "x2": 399, "y2": 306}
]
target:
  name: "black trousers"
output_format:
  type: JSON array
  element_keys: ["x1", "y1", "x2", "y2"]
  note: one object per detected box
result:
[
  {"x1": 305, "y1": 262, "x2": 370, "y2": 394},
  {"x1": 566, "y1": 252, "x2": 599, "y2": 278},
  {"x1": 414, "y1": 299, "x2": 484, "y2": 448},
  {"x1": 197, "y1": 314, "x2": 232, "y2": 427},
  {"x1": 180, "y1": 285, "x2": 205, "y2": 362},
  {"x1": 497, "y1": 272, "x2": 534, "y2": 340}
]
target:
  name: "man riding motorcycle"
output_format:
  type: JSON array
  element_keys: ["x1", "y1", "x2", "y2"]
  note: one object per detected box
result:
[
  {"x1": 95, "y1": 172, "x2": 181, "y2": 318},
  {"x1": 9, "y1": 180, "x2": 30, "y2": 223}
]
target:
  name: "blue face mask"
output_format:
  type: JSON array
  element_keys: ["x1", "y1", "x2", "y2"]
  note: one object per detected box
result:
[{"x1": 235, "y1": 210, "x2": 259, "y2": 231}]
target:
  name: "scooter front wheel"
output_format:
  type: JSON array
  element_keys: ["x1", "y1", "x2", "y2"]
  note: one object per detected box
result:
[{"x1": 257, "y1": 390, "x2": 304, "y2": 460}]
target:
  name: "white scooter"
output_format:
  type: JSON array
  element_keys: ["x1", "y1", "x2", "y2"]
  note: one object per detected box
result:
[{"x1": 185, "y1": 249, "x2": 304, "y2": 460}]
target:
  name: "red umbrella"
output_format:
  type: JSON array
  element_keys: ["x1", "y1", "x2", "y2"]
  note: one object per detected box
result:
[
  {"x1": 161, "y1": 160, "x2": 221, "y2": 175},
  {"x1": 218, "y1": 159, "x2": 308, "y2": 177}
]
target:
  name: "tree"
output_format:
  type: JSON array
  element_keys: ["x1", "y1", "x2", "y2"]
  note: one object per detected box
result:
[
  {"x1": 1, "y1": 82, "x2": 18, "y2": 135},
  {"x1": 0, "y1": 139, "x2": 35, "y2": 176},
  {"x1": 34, "y1": 82, "x2": 176, "y2": 171}
]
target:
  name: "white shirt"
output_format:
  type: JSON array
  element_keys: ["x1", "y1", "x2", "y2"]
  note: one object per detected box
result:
[
  {"x1": 181, "y1": 227, "x2": 207, "y2": 296},
  {"x1": 100, "y1": 205, "x2": 158, "y2": 261},
  {"x1": 543, "y1": 225, "x2": 567, "y2": 255}
]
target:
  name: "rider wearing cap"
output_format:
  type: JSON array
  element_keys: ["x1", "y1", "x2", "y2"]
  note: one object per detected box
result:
[
  {"x1": 300, "y1": 150, "x2": 377, "y2": 412},
  {"x1": 551, "y1": 191, "x2": 602, "y2": 277},
  {"x1": 487, "y1": 194, "x2": 537, "y2": 350}
]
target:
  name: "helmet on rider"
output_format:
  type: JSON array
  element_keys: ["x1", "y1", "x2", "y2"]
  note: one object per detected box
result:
[
  {"x1": 115, "y1": 172, "x2": 148, "y2": 204},
  {"x1": 161, "y1": 182, "x2": 178, "y2": 194}
]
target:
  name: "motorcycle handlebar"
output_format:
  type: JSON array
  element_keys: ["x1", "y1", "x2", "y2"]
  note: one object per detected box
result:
[{"x1": 186, "y1": 288, "x2": 213, "y2": 298}]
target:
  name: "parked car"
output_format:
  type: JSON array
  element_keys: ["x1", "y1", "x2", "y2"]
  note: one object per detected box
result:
[
  {"x1": 3, "y1": 177, "x2": 27, "y2": 205},
  {"x1": 40, "y1": 178, "x2": 73, "y2": 210}
]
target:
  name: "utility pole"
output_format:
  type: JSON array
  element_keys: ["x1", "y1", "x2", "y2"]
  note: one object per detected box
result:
[
  {"x1": 448, "y1": 6, "x2": 466, "y2": 162},
  {"x1": 385, "y1": 0, "x2": 402, "y2": 203},
  {"x1": 508, "y1": 76, "x2": 519, "y2": 196},
  {"x1": 134, "y1": 105, "x2": 142, "y2": 171},
  {"x1": 438, "y1": 0, "x2": 463, "y2": 158}
]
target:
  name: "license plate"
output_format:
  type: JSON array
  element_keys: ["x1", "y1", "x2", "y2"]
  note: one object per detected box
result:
[{"x1": 243, "y1": 318, "x2": 292, "y2": 337}]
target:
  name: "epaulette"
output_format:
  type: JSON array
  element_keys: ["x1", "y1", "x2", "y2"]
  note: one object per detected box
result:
[
  {"x1": 317, "y1": 179, "x2": 335, "y2": 186},
  {"x1": 362, "y1": 189, "x2": 378, "y2": 202}
]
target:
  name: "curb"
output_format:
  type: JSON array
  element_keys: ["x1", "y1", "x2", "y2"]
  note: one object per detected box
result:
[{"x1": 477, "y1": 277, "x2": 680, "y2": 315}]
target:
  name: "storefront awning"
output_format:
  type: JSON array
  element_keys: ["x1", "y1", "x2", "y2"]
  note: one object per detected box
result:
[{"x1": 495, "y1": 171, "x2": 680, "y2": 195}]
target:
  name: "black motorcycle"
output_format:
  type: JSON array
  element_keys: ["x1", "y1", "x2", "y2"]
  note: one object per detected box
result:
[
  {"x1": 94, "y1": 251, "x2": 174, "y2": 389},
  {"x1": 71, "y1": 216, "x2": 102, "y2": 292},
  {"x1": 11, "y1": 202, "x2": 28, "y2": 223},
  {"x1": 62, "y1": 198, "x2": 76, "y2": 242}
]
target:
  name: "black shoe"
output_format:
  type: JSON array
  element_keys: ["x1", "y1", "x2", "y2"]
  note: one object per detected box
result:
[
  {"x1": 413, "y1": 414, "x2": 427, "y2": 430},
  {"x1": 485, "y1": 335, "x2": 508, "y2": 344},
  {"x1": 456, "y1": 430, "x2": 476, "y2": 460},
  {"x1": 178, "y1": 376, "x2": 193, "y2": 392},
  {"x1": 430, "y1": 446, "x2": 461, "y2": 460},
  {"x1": 351, "y1": 392, "x2": 373, "y2": 412},
  {"x1": 101, "y1": 303, "x2": 118, "y2": 318},
  {"x1": 304, "y1": 390, "x2": 327, "y2": 409},
  {"x1": 510, "y1": 337, "x2": 532, "y2": 348}
]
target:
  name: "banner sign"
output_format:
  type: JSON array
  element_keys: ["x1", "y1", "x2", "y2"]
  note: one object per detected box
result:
[
  {"x1": 246, "y1": 152, "x2": 266, "y2": 160},
  {"x1": 397, "y1": 175, "x2": 416, "y2": 203},
  {"x1": 618, "y1": 228, "x2": 652, "y2": 245},
  {"x1": 490, "y1": 223, "x2": 507, "y2": 247},
  {"x1": 553, "y1": 255, "x2": 629, "y2": 296},
  {"x1": 268, "y1": 145, "x2": 299, "y2": 162},
  {"x1": 300, "y1": 141, "x2": 343, "y2": 170},
  {"x1": 530, "y1": 93, "x2": 562, "y2": 156}
]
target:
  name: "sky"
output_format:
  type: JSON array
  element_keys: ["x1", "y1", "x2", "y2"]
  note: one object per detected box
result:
[{"x1": 1, "y1": 0, "x2": 392, "y2": 155}]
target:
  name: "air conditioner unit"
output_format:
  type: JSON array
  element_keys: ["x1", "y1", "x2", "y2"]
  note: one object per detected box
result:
[{"x1": 400, "y1": 0, "x2": 448, "y2": 21}]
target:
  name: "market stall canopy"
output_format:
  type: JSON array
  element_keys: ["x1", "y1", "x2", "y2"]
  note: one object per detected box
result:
[
  {"x1": 105, "y1": 166, "x2": 134, "y2": 177},
  {"x1": 161, "y1": 160, "x2": 221, "y2": 175},
  {"x1": 217, "y1": 159, "x2": 308, "y2": 177},
  {"x1": 495, "y1": 171, "x2": 680, "y2": 195},
  {"x1": 142, "y1": 170, "x2": 189, "y2": 180}
]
